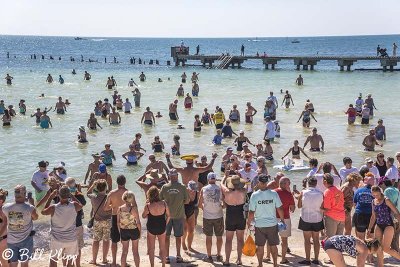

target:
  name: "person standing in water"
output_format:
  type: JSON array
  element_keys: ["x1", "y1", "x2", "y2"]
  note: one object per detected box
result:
[
  {"x1": 192, "y1": 81, "x2": 199, "y2": 96},
  {"x1": 374, "y1": 119, "x2": 386, "y2": 141},
  {"x1": 108, "y1": 107, "x2": 121, "y2": 125},
  {"x1": 365, "y1": 94, "x2": 377, "y2": 117},
  {"x1": 362, "y1": 129, "x2": 382, "y2": 151},
  {"x1": 169, "y1": 100, "x2": 179, "y2": 120},
  {"x1": 46, "y1": 74, "x2": 53, "y2": 83},
  {"x1": 345, "y1": 104, "x2": 357, "y2": 125},
  {"x1": 281, "y1": 91, "x2": 294, "y2": 108},
  {"x1": 40, "y1": 111, "x2": 52, "y2": 129},
  {"x1": 139, "y1": 72, "x2": 146, "y2": 82},
  {"x1": 184, "y1": 93, "x2": 193, "y2": 109},
  {"x1": 229, "y1": 105, "x2": 240, "y2": 123},
  {"x1": 177, "y1": 84, "x2": 185, "y2": 97},
  {"x1": 245, "y1": 102, "x2": 257, "y2": 123},
  {"x1": 84, "y1": 71, "x2": 91, "y2": 81},
  {"x1": 181, "y1": 72, "x2": 187, "y2": 83},
  {"x1": 55, "y1": 97, "x2": 67, "y2": 114},
  {"x1": 303, "y1": 128, "x2": 324, "y2": 151},
  {"x1": 128, "y1": 78, "x2": 137, "y2": 87},
  {"x1": 132, "y1": 88, "x2": 141, "y2": 107},
  {"x1": 5, "y1": 74, "x2": 13, "y2": 85},
  {"x1": 141, "y1": 107, "x2": 156, "y2": 125},
  {"x1": 58, "y1": 75, "x2": 64, "y2": 84},
  {"x1": 297, "y1": 106, "x2": 317, "y2": 128},
  {"x1": 282, "y1": 140, "x2": 310, "y2": 160},
  {"x1": 296, "y1": 74, "x2": 303, "y2": 85}
]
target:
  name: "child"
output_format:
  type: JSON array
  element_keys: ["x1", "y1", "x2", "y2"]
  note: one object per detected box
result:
[
  {"x1": 8, "y1": 105, "x2": 16, "y2": 117},
  {"x1": 274, "y1": 121, "x2": 281, "y2": 138},
  {"x1": 78, "y1": 126, "x2": 88, "y2": 143},
  {"x1": 345, "y1": 104, "x2": 356, "y2": 125},
  {"x1": 65, "y1": 99, "x2": 71, "y2": 105},
  {"x1": 256, "y1": 143, "x2": 264, "y2": 157},
  {"x1": 151, "y1": 136, "x2": 165, "y2": 153},
  {"x1": 212, "y1": 130, "x2": 223, "y2": 145},
  {"x1": 171, "y1": 135, "x2": 181, "y2": 155},
  {"x1": 155, "y1": 111, "x2": 162, "y2": 118},
  {"x1": 19, "y1": 100, "x2": 26, "y2": 115}
]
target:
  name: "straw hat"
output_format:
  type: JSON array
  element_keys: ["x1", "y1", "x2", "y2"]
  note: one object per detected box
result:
[
  {"x1": 180, "y1": 154, "x2": 199, "y2": 161},
  {"x1": 226, "y1": 175, "x2": 246, "y2": 190},
  {"x1": 146, "y1": 169, "x2": 162, "y2": 180}
]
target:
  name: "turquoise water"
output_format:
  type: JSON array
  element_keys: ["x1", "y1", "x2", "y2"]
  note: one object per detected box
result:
[{"x1": 1, "y1": 35, "x2": 400, "y2": 205}]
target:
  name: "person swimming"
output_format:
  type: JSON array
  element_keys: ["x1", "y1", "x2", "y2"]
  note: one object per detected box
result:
[{"x1": 78, "y1": 126, "x2": 88, "y2": 143}]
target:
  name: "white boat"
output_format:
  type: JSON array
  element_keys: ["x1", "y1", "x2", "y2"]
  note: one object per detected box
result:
[{"x1": 273, "y1": 158, "x2": 310, "y2": 172}]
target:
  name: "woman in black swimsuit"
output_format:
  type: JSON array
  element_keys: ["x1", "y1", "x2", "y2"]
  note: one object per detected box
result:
[
  {"x1": 374, "y1": 153, "x2": 387, "y2": 177},
  {"x1": 152, "y1": 136, "x2": 164, "y2": 153},
  {"x1": 193, "y1": 114, "x2": 202, "y2": 132},
  {"x1": 234, "y1": 131, "x2": 254, "y2": 152},
  {"x1": 182, "y1": 181, "x2": 198, "y2": 252},
  {"x1": 281, "y1": 140, "x2": 310, "y2": 160},
  {"x1": 142, "y1": 186, "x2": 170, "y2": 267}
]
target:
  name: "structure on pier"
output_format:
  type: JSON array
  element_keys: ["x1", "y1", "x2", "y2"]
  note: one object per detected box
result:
[{"x1": 171, "y1": 47, "x2": 400, "y2": 72}]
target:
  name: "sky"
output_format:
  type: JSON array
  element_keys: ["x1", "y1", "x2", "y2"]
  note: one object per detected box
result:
[{"x1": 1, "y1": 0, "x2": 398, "y2": 38}]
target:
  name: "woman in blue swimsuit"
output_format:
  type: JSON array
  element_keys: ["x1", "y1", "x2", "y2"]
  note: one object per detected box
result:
[{"x1": 122, "y1": 145, "x2": 144, "y2": 165}]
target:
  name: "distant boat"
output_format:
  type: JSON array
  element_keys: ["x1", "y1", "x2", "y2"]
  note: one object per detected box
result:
[
  {"x1": 74, "y1": 37, "x2": 86, "y2": 40},
  {"x1": 248, "y1": 37, "x2": 262, "y2": 42},
  {"x1": 291, "y1": 39, "x2": 300, "y2": 43}
]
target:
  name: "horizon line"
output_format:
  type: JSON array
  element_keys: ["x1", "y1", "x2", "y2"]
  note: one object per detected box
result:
[{"x1": 0, "y1": 33, "x2": 399, "y2": 39}]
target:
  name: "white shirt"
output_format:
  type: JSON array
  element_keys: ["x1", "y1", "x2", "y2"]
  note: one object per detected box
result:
[
  {"x1": 314, "y1": 173, "x2": 342, "y2": 193},
  {"x1": 360, "y1": 165, "x2": 380, "y2": 178},
  {"x1": 239, "y1": 169, "x2": 258, "y2": 193},
  {"x1": 301, "y1": 187, "x2": 324, "y2": 223},
  {"x1": 31, "y1": 170, "x2": 50, "y2": 191},
  {"x1": 267, "y1": 96, "x2": 278, "y2": 108},
  {"x1": 124, "y1": 101, "x2": 132, "y2": 112},
  {"x1": 239, "y1": 161, "x2": 257, "y2": 171},
  {"x1": 202, "y1": 184, "x2": 223, "y2": 219},
  {"x1": 385, "y1": 166, "x2": 399, "y2": 181},
  {"x1": 265, "y1": 121, "x2": 276, "y2": 139},
  {"x1": 339, "y1": 167, "x2": 359, "y2": 180}
]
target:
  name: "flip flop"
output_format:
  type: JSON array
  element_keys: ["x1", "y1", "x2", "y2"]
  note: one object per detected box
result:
[
  {"x1": 298, "y1": 260, "x2": 311, "y2": 265},
  {"x1": 312, "y1": 259, "x2": 321, "y2": 265},
  {"x1": 280, "y1": 259, "x2": 289, "y2": 264},
  {"x1": 176, "y1": 256, "x2": 184, "y2": 263},
  {"x1": 202, "y1": 256, "x2": 213, "y2": 263}
]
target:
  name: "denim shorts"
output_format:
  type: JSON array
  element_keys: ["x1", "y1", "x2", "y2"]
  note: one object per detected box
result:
[{"x1": 8, "y1": 236, "x2": 33, "y2": 263}]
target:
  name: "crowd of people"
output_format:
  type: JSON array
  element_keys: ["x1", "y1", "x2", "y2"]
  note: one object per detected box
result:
[{"x1": 1, "y1": 70, "x2": 400, "y2": 267}]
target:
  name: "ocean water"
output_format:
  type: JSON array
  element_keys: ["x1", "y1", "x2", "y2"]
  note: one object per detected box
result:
[{"x1": 1, "y1": 35, "x2": 400, "y2": 208}]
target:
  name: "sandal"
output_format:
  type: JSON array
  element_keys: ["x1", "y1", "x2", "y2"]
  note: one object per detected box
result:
[
  {"x1": 216, "y1": 255, "x2": 223, "y2": 262},
  {"x1": 223, "y1": 262, "x2": 231, "y2": 266},
  {"x1": 176, "y1": 256, "x2": 184, "y2": 263},
  {"x1": 280, "y1": 259, "x2": 289, "y2": 264},
  {"x1": 203, "y1": 256, "x2": 213, "y2": 263},
  {"x1": 263, "y1": 258, "x2": 271, "y2": 263},
  {"x1": 298, "y1": 260, "x2": 311, "y2": 265}
]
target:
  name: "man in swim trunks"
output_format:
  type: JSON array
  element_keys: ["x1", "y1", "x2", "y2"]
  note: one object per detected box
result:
[
  {"x1": 104, "y1": 175, "x2": 128, "y2": 267},
  {"x1": 105, "y1": 77, "x2": 113, "y2": 89},
  {"x1": 108, "y1": 107, "x2": 121, "y2": 125},
  {"x1": 128, "y1": 78, "x2": 137, "y2": 87},
  {"x1": 87, "y1": 113, "x2": 102, "y2": 130},
  {"x1": 55, "y1": 97, "x2": 67, "y2": 114},
  {"x1": 362, "y1": 129, "x2": 382, "y2": 151},
  {"x1": 165, "y1": 153, "x2": 218, "y2": 185},
  {"x1": 46, "y1": 74, "x2": 53, "y2": 83},
  {"x1": 303, "y1": 128, "x2": 324, "y2": 151},
  {"x1": 184, "y1": 93, "x2": 193, "y2": 109},
  {"x1": 192, "y1": 81, "x2": 199, "y2": 96},
  {"x1": 83, "y1": 71, "x2": 91, "y2": 81},
  {"x1": 245, "y1": 102, "x2": 257, "y2": 123},
  {"x1": 176, "y1": 84, "x2": 185, "y2": 97},
  {"x1": 169, "y1": 100, "x2": 179, "y2": 120},
  {"x1": 296, "y1": 74, "x2": 303, "y2": 85},
  {"x1": 132, "y1": 88, "x2": 141, "y2": 107},
  {"x1": 141, "y1": 107, "x2": 155, "y2": 125},
  {"x1": 84, "y1": 153, "x2": 102, "y2": 185},
  {"x1": 181, "y1": 72, "x2": 187, "y2": 83},
  {"x1": 5, "y1": 74, "x2": 13, "y2": 85}
]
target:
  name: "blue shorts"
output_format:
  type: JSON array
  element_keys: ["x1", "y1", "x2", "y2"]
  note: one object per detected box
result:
[
  {"x1": 8, "y1": 236, "x2": 34, "y2": 263},
  {"x1": 166, "y1": 218, "x2": 184, "y2": 237}
]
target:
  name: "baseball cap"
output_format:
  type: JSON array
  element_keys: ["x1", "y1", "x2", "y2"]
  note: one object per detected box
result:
[
  {"x1": 207, "y1": 172, "x2": 216, "y2": 180},
  {"x1": 188, "y1": 181, "x2": 198, "y2": 191},
  {"x1": 99, "y1": 164, "x2": 107, "y2": 173},
  {"x1": 226, "y1": 147, "x2": 233, "y2": 151},
  {"x1": 169, "y1": 169, "x2": 178, "y2": 176},
  {"x1": 38, "y1": 160, "x2": 48, "y2": 168}
]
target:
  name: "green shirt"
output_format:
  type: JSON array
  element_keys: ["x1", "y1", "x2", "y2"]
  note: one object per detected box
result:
[{"x1": 160, "y1": 181, "x2": 188, "y2": 219}]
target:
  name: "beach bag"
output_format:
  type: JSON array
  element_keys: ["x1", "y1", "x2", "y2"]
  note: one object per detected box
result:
[
  {"x1": 242, "y1": 234, "x2": 256, "y2": 256},
  {"x1": 87, "y1": 195, "x2": 107, "y2": 229}
]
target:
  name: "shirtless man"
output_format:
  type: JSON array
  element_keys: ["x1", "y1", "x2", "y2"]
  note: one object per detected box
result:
[
  {"x1": 362, "y1": 129, "x2": 382, "y2": 151},
  {"x1": 184, "y1": 93, "x2": 193, "y2": 109},
  {"x1": 5, "y1": 74, "x2": 13, "y2": 85},
  {"x1": 87, "y1": 113, "x2": 102, "y2": 130},
  {"x1": 165, "y1": 153, "x2": 218, "y2": 185},
  {"x1": 46, "y1": 74, "x2": 53, "y2": 83},
  {"x1": 90, "y1": 164, "x2": 112, "y2": 190},
  {"x1": 55, "y1": 97, "x2": 67, "y2": 114},
  {"x1": 106, "y1": 77, "x2": 113, "y2": 89},
  {"x1": 128, "y1": 78, "x2": 137, "y2": 87},
  {"x1": 192, "y1": 81, "x2": 199, "y2": 96},
  {"x1": 84, "y1": 153, "x2": 102, "y2": 184},
  {"x1": 221, "y1": 147, "x2": 235, "y2": 172},
  {"x1": 169, "y1": 100, "x2": 179, "y2": 120},
  {"x1": 303, "y1": 128, "x2": 325, "y2": 151},
  {"x1": 104, "y1": 175, "x2": 128, "y2": 267},
  {"x1": 84, "y1": 71, "x2": 91, "y2": 81},
  {"x1": 108, "y1": 107, "x2": 121, "y2": 125},
  {"x1": 296, "y1": 74, "x2": 303, "y2": 86},
  {"x1": 364, "y1": 94, "x2": 377, "y2": 116},
  {"x1": 141, "y1": 107, "x2": 155, "y2": 125},
  {"x1": 145, "y1": 154, "x2": 169, "y2": 174},
  {"x1": 181, "y1": 72, "x2": 187, "y2": 83},
  {"x1": 245, "y1": 102, "x2": 257, "y2": 123},
  {"x1": 191, "y1": 72, "x2": 199, "y2": 83},
  {"x1": 136, "y1": 170, "x2": 167, "y2": 193}
]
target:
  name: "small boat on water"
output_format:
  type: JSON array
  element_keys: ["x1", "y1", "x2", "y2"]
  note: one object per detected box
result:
[
  {"x1": 74, "y1": 37, "x2": 86, "y2": 40},
  {"x1": 291, "y1": 39, "x2": 300, "y2": 43}
]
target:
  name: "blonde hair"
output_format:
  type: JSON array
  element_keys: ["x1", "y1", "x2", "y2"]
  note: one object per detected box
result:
[{"x1": 122, "y1": 191, "x2": 137, "y2": 206}]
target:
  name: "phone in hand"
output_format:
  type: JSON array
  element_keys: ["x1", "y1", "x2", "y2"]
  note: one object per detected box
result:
[
  {"x1": 27, "y1": 192, "x2": 32, "y2": 199},
  {"x1": 293, "y1": 185, "x2": 297, "y2": 192}
]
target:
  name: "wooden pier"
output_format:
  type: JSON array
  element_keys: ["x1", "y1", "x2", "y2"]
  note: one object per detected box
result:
[{"x1": 171, "y1": 47, "x2": 400, "y2": 72}]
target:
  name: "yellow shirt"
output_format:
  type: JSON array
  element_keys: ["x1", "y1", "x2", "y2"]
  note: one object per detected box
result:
[{"x1": 214, "y1": 112, "x2": 225, "y2": 125}]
